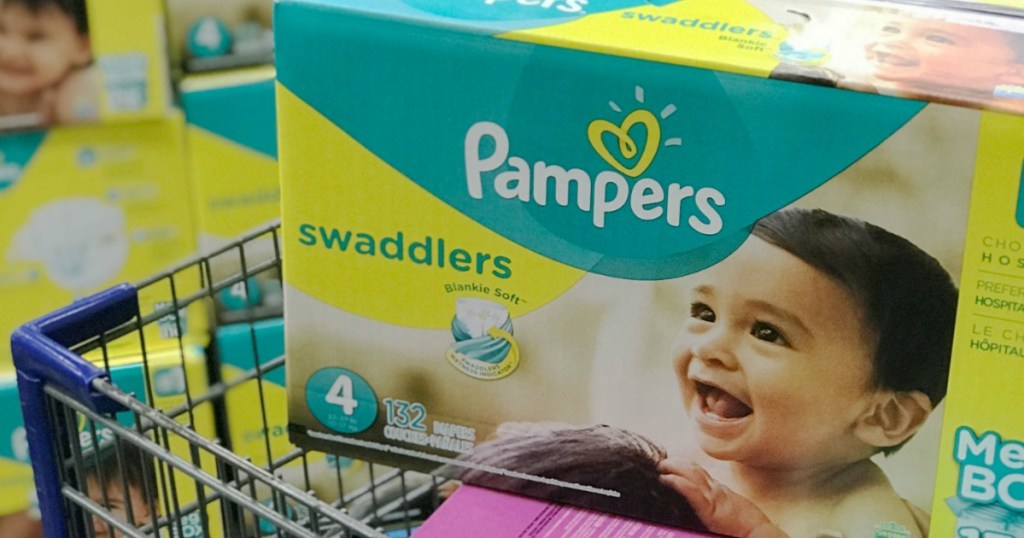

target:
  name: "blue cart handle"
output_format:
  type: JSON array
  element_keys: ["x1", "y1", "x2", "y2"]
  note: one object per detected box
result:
[
  {"x1": 11, "y1": 283, "x2": 140, "y2": 538},
  {"x1": 12, "y1": 283, "x2": 139, "y2": 413}
]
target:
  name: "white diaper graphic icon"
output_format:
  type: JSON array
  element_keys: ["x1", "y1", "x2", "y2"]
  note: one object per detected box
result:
[
  {"x1": 447, "y1": 297, "x2": 519, "y2": 380},
  {"x1": 454, "y1": 297, "x2": 509, "y2": 339},
  {"x1": 154, "y1": 367, "x2": 187, "y2": 396},
  {"x1": 8, "y1": 197, "x2": 129, "y2": 295}
]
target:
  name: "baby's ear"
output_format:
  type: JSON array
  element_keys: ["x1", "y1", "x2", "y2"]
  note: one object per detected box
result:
[{"x1": 854, "y1": 391, "x2": 932, "y2": 449}]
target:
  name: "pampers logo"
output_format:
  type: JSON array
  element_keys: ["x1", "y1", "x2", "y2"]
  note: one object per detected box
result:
[
  {"x1": 465, "y1": 85, "x2": 726, "y2": 233},
  {"x1": 401, "y1": 0, "x2": 591, "y2": 22},
  {"x1": 483, "y1": 0, "x2": 587, "y2": 14}
]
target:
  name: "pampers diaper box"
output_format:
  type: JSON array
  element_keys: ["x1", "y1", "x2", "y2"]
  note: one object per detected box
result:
[
  {"x1": 165, "y1": 0, "x2": 274, "y2": 76},
  {"x1": 0, "y1": 372, "x2": 35, "y2": 519},
  {"x1": 277, "y1": 0, "x2": 1024, "y2": 535},
  {"x1": 0, "y1": 0, "x2": 173, "y2": 132},
  {"x1": 216, "y1": 318, "x2": 367, "y2": 515},
  {"x1": 181, "y1": 66, "x2": 282, "y2": 323},
  {"x1": 4, "y1": 348, "x2": 222, "y2": 536},
  {"x1": 0, "y1": 113, "x2": 206, "y2": 371}
]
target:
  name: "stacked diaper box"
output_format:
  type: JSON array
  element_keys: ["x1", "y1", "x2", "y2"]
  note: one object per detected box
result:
[
  {"x1": 0, "y1": 113, "x2": 207, "y2": 371},
  {"x1": 180, "y1": 65, "x2": 282, "y2": 324},
  {"x1": 0, "y1": 0, "x2": 210, "y2": 373},
  {"x1": 4, "y1": 1, "x2": 282, "y2": 535},
  {"x1": 0, "y1": 373, "x2": 35, "y2": 520},
  {"x1": 3, "y1": 347, "x2": 223, "y2": 537},
  {"x1": 0, "y1": 0, "x2": 175, "y2": 132},
  {"x1": 165, "y1": 0, "x2": 274, "y2": 79},
  {"x1": 216, "y1": 319, "x2": 291, "y2": 467},
  {"x1": 0, "y1": 2, "x2": 208, "y2": 531},
  {"x1": 216, "y1": 318, "x2": 370, "y2": 513},
  {"x1": 276, "y1": 0, "x2": 1024, "y2": 536}
]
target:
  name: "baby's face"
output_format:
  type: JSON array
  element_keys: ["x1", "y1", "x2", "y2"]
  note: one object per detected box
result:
[
  {"x1": 672, "y1": 236, "x2": 879, "y2": 469},
  {"x1": 865, "y1": 18, "x2": 1020, "y2": 92},
  {"x1": 86, "y1": 477, "x2": 153, "y2": 538},
  {"x1": 0, "y1": 3, "x2": 90, "y2": 96}
]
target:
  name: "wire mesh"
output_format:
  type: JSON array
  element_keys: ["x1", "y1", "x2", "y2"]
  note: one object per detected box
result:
[{"x1": 18, "y1": 222, "x2": 441, "y2": 538}]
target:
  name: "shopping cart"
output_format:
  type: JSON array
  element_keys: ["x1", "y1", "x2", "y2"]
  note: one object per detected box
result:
[{"x1": 12, "y1": 222, "x2": 441, "y2": 538}]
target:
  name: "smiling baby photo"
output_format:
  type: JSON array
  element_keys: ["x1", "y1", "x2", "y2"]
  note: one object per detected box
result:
[
  {"x1": 0, "y1": 0, "x2": 97, "y2": 130},
  {"x1": 658, "y1": 205, "x2": 957, "y2": 537},
  {"x1": 758, "y1": 0, "x2": 1024, "y2": 114}
]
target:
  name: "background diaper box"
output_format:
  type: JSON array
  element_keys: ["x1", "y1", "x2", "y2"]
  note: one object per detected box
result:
[
  {"x1": 4, "y1": 348, "x2": 222, "y2": 536},
  {"x1": 0, "y1": 113, "x2": 206, "y2": 371},
  {"x1": 0, "y1": 0, "x2": 174, "y2": 132},
  {"x1": 165, "y1": 0, "x2": 273, "y2": 77},
  {"x1": 180, "y1": 66, "x2": 281, "y2": 324},
  {"x1": 0, "y1": 372, "x2": 36, "y2": 518},
  {"x1": 217, "y1": 318, "x2": 288, "y2": 467},
  {"x1": 277, "y1": 0, "x2": 1023, "y2": 536},
  {"x1": 216, "y1": 318, "x2": 369, "y2": 515}
]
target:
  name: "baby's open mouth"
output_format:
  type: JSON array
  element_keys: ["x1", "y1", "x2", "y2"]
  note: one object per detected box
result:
[
  {"x1": 696, "y1": 381, "x2": 752, "y2": 419},
  {"x1": 873, "y1": 51, "x2": 918, "y2": 67}
]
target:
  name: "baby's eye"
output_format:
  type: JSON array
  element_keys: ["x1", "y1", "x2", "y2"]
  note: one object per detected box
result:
[
  {"x1": 689, "y1": 302, "x2": 715, "y2": 323},
  {"x1": 925, "y1": 34, "x2": 955, "y2": 45},
  {"x1": 751, "y1": 322, "x2": 788, "y2": 346},
  {"x1": 27, "y1": 30, "x2": 44, "y2": 42},
  {"x1": 881, "y1": 25, "x2": 901, "y2": 35}
]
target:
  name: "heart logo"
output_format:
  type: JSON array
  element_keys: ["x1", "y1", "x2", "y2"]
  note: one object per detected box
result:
[{"x1": 588, "y1": 109, "x2": 661, "y2": 178}]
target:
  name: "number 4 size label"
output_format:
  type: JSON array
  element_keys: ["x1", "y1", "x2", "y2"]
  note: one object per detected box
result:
[{"x1": 306, "y1": 368, "x2": 378, "y2": 434}]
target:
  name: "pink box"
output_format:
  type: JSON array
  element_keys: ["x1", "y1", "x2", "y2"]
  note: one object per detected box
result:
[{"x1": 418, "y1": 485, "x2": 718, "y2": 538}]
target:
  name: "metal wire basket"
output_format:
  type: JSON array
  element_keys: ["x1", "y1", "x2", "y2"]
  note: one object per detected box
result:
[{"x1": 12, "y1": 222, "x2": 441, "y2": 538}]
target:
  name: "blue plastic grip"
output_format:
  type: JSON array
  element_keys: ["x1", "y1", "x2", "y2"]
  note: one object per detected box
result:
[{"x1": 11, "y1": 283, "x2": 140, "y2": 538}]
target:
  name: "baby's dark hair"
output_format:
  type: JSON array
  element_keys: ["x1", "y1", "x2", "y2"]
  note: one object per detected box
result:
[
  {"x1": 752, "y1": 208, "x2": 958, "y2": 409},
  {"x1": 439, "y1": 424, "x2": 708, "y2": 532},
  {"x1": 82, "y1": 440, "x2": 158, "y2": 518},
  {"x1": 2, "y1": 0, "x2": 89, "y2": 34}
]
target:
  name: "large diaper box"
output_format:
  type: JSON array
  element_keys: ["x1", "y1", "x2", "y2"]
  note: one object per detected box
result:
[
  {"x1": 0, "y1": 0, "x2": 173, "y2": 132},
  {"x1": 4, "y1": 348, "x2": 221, "y2": 536},
  {"x1": 180, "y1": 66, "x2": 278, "y2": 251},
  {"x1": 181, "y1": 66, "x2": 282, "y2": 323},
  {"x1": 0, "y1": 114, "x2": 205, "y2": 370},
  {"x1": 165, "y1": 0, "x2": 274, "y2": 76},
  {"x1": 277, "y1": 1, "x2": 1024, "y2": 536}
]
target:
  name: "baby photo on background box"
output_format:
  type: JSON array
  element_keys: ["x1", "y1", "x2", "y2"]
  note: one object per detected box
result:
[
  {"x1": 761, "y1": 0, "x2": 1024, "y2": 113},
  {"x1": 0, "y1": 0, "x2": 96, "y2": 130},
  {"x1": 0, "y1": 0, "x2": 169, "y2": 131},
  {"x1": 276, "y1": 1, "x2": 1024, "y2": 536}
]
